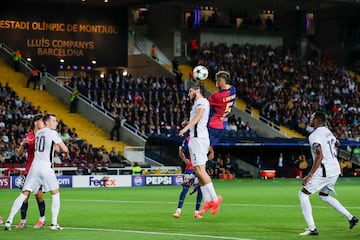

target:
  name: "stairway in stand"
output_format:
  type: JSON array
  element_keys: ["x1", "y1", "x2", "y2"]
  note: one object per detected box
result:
[{"x1": 0, "y1": 60, "x2": 126, "y2": 153}]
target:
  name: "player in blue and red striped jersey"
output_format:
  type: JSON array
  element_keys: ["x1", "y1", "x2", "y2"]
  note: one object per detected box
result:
[
  {"x1": 173, "y1": 136, "x2": 203, "y2": 219},
  {"x1": 208, "y1": 70, "x2": 236, "y2": 153}
]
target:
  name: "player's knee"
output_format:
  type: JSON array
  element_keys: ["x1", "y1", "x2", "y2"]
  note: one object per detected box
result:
[
  {"x1": 319, "y1": 192, "x2": 329, "y2": 202},
  {"x1": 298, "y1": 190, "x2": 309, "y2": 200},
  {"x1": 51, "y1": 189, "x2": 60, "y2": 195}
]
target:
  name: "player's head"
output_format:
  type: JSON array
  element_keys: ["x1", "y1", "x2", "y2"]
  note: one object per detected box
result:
[
  {"x1": 215, "y1": 71, "x2": 231, "y2": 88},
  {"x1": 188, "y1": 84, "x2": 205, "y2": 102},
  {"x1": 43, "y1": 113, "x2": 58, "y2": 130},
  {"x1": 310, "y1": 111, "x2": 326, "y2": 127},
  {"x1": 33, "y1": 113, "x2": 44, "y2": 130}
]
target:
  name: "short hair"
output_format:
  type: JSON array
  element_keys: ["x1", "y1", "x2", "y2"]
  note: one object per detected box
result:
[
  {"x1": 43, "y1": 113, "x2": 56, "y2": 122},
  {"x1": 33, "y1": 114, "x2": 43, "y2": 122},
  {"x1": 215, "y1": 71, "x2": 231, "y2": 84},
  {"x1": 192, "y1": 84, "x2": 205, "y2": 96},
  {"x1": 312, "y1": 111, "x2": 326, "y2": 123}
]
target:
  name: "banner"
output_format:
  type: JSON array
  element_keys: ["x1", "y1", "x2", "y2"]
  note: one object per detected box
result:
[
  {"x1": 10, "y1": 175, "x2": 73, "y2": 189},
  {"x1": 132, "y1": 175, "x2": 184, "y2": 186},
  {"x1": 72, "y1": 175, "x2": 132, "y2": 188},
  {"x1": 0, "y1": 3, "x2": 128, "y2": 72},
  {"x1": 0, "y1": 176, "x2": 10, "y2": 189}
]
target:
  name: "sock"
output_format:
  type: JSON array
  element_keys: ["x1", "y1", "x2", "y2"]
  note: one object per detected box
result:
[
  {"x1": 200, "y1": 186, "x2": 210, "y2": 202},
  {"x1": 319, "y1": 195, "x2": 353, "y2": 220},
  {"x1": 7, "y1": 193, "x2": 27, "y2": 224},
  {"x1": 204, "y1": 182, "x2": 218, "y2": 202},
  {"x1": 298, "y1": 191, "x2": 316, "y2": 231},
  {"x1": 38, "y1": 200, "x2": 46, "y2": 220},
  {"x1": 195, "y1": 188, "x2": 203, "y2": 211},
  {"x1": 177, "y1": 187, "x2": 189, "y2": 208},
  {"x1": 51, "y1": 193, "x2": 60, "y2": 226},
  {"x1": 20, "y1": 202, "x2": 28, "y2": 222}
]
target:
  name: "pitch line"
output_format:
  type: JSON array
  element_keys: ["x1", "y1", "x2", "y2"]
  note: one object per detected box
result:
[
  {"x1": 65, "y1": 226, "x2": 253, "y2": 240},
  {"x1": 63, "y1": 199, "x2": 360, "y2": 209}
]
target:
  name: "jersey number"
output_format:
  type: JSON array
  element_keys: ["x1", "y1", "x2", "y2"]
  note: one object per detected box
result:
[
  {"x1": 35, "y1": 136, "x2": 45, "y2": 152},
  {"x1": 327, "y1": 139, "x2": 336, "y2": 158}
]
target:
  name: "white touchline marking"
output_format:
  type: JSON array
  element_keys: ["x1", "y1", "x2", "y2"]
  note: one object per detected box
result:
[
  {"x1": 62, "y1": 199, "x2": 360, "y2": 209},
  {"x1": 66, "y1": 226, "x2": 254, "y2": 240}
]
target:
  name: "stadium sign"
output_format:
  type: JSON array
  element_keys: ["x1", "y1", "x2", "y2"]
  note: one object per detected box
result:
[
  {"x1": 0, "y1": 3, "x2": 128, "y2": 72},
  {"x1": 0, "y1": 176, "x2": 10, "y2": 189},
  {"x1": 132, "y1": 175, "x2": 184, "y2": 186},
  {"x1": 10, "y1": 176, "x2": 73, "y2": 189},
  {"x1": 72, "y1": 175, "x2": 131, "y2": 188},
  {"x1": 57, "y1": 176, "x2": 72, "y2": 188}
]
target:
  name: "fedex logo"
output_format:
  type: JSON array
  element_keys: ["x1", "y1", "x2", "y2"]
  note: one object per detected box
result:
[{"x1": 89, "y1": 176, "x2": 116, "y2": 187}]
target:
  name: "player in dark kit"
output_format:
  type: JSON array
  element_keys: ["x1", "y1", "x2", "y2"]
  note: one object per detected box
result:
[{"x1": 173, "y1": 137, "x2": 203, "y2": 219}]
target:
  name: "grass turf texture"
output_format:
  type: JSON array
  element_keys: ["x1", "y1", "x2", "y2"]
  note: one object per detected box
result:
[{"x1": 0, "y1": 178, "x2": 359, "y2": 240}]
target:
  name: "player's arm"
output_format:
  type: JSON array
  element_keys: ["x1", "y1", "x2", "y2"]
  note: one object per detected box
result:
[
  {"x1": 17, "y1": 138, "x2": 30, "y2": 156},
  {"x1": 335, "y1": 139, "x2": 340, "y2": 147},
  {"x1": 54, "y1": 144, "x2": 61, "y2": 154},
  {"x1": 181, "y1": 120, "x2": 189, "y2": 127},
  {"x1": 57, "y1": 141, "x2": 70, "y2": 158},
  {"x1": 179, "y1": 107, "x2": 205, "y2": 136},
  {"x1": 208, "y1": 146, "x2": 214, "y2": 160},
  {"x1": 179, "y1": 146, "x2": 191, "y2": 165},
  {"x1": 302, "y1": 143, "x2": 323, "y2": 185}
]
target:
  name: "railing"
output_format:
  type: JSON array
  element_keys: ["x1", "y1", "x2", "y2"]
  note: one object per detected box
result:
[
  {"x1": 134, "y1": 34, "x2": 172, "y2": 65},
  {"x1": 0, "y1": 167, "x2": 78, "y2": 176}
]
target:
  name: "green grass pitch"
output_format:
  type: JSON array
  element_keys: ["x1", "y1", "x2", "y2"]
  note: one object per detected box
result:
[{"x1": 1, "y1": 178, "x2": 359, "y2": 240}]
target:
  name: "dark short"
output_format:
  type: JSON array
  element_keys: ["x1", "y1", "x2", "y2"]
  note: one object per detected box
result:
[{"x1": 208, "y1": 127, "x2": 225, "y2": 146}]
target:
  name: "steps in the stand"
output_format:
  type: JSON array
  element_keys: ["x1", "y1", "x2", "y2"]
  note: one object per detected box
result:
[{"x1": 0, "y1": 59, "x2": 127, "y2": 153}]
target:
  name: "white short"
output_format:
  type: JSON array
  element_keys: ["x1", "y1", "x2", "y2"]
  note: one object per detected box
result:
[
  {"x1": 304, "y1": 175, "x2": 338, "y2": 195},
  {"x1": 22, "y1": 161, "x2": 59, "y2": 194},
  {"x1": 188, "y1": 137, "x2": 210, "y2": 166}
]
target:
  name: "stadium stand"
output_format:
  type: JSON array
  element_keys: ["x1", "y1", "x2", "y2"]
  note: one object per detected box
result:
[
  {"x1": 0, "y1": 59, "x2": 133, "y2": 174},
  {"x1": 192, "y1": 42, "x2": 360, "y2": 141}
]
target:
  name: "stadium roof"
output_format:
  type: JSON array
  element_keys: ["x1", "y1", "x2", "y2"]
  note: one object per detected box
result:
[{"x1": 11, "y1": 0, "x2": 360, "y2": 12}]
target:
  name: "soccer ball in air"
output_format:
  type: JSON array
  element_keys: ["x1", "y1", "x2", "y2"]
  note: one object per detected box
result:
[{"x1": 192, "y1": 65, "x2": 208, "y2": 81}]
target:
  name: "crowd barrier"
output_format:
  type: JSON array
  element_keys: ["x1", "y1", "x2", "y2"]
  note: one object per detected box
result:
[
  {"x1": 0, "y1": 165, "x2": 181, "y2": 176},
  {"x1": 0, "y1": 167, "x2": 78, "y2": 176}
]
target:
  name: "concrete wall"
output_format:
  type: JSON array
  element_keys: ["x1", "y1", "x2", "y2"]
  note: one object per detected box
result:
[
  {"x1": 127, "y1": 54, "x2": 174, "y2": 78},
  {"x1": 200, "y1": 31, "x2": 283, "y2": 47}
]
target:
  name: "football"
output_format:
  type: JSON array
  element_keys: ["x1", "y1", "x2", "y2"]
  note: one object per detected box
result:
[{"x1": 192, "y1": 65, "x2": 208, "y2": 81}]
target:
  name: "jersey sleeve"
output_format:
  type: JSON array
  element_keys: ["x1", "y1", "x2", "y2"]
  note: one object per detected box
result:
[{"x1": 52, "y1": 130, "x2": 63, "y2": 144}]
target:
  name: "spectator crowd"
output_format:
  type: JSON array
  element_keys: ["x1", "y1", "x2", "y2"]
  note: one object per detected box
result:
[
  {"x1": 192, "y1": 42, "x2": 359, "y2": 141},
  {"x1": 70, "y1": 43, "x2": 359, "y2": 142},
  {"x1": 2, "y1": 41, "x2": 360, "y2": 177},
  {"x1": 0, "y1": 82, "x2": 130, "y2": 174}
]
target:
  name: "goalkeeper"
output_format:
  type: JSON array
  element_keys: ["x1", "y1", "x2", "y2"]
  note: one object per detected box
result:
[
  {"x1": 16, "y1": 114, "x2": 46, "y2": 229},
  {"x1": 173, "y1": 136, "x2": 203, "y2": 219}
]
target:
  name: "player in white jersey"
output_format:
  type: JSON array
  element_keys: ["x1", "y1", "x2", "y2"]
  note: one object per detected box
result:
[
  {"x1": 179, "y1": 84, "x2": 223, "y2": 216},
  {"x1": 4, "y1": 113, "x2": 69, "y2": 231},
  {"x1": 298, "y1": 111, "x2": 358, "y2": 236}
]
